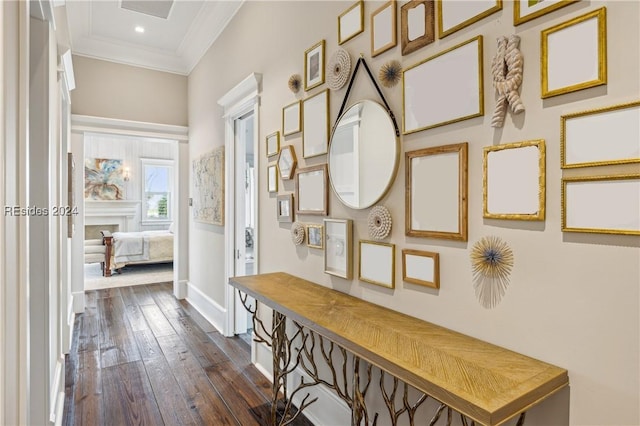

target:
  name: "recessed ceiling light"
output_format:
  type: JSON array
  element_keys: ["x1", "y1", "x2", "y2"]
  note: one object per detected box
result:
[{"x1": 135, "y1": 26, "x2": 145, "y2": 33}]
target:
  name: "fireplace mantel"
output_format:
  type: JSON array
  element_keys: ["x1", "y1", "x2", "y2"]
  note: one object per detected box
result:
[{"x1": 84, "y1": 200, "x2": 140, "y2": 232}]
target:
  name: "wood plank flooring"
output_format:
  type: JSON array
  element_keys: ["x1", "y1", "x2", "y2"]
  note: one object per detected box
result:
[{"x1": 63, "y1": 282, "x2": 310, "y2": 426}]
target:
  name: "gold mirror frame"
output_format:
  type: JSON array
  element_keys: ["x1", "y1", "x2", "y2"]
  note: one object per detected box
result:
[
  {"x1": 277, "y1": 145, "x2": 297, "y2": 180},
  {"x1": 295, "y1": 164, "x2": 329, "y2": 216}
]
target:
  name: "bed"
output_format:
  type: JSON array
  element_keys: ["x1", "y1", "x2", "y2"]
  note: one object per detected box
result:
[{"x1": 101, "y1": 230, "x2": 173, "y2": 277}]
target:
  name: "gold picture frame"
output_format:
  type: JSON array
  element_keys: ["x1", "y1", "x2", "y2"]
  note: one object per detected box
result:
[
  {"x1": 405, "y1": 143, "x2": 468, "y2": 241},
  {"x1": 304, "y1": 40, "x2": 325, "y2": 91},
  {"x1": 400, "y1": 0, "x2": 435, "y2": 56},
  {"x1": 402, "y1": 249, "x2": 439, "y2": 289},
  {"x1": 514, "y1": 0, "x2": 579, "y2": 26},
  {"x1": 277, "y1": 145, "x2": 297, "y2": 180},
  {"x1": 277, "y1": 194, "x2": 294, "y2": 223},
  {"x1": 483, "y1": 140, "x2": 546, "y2": 221},
  {"x1": 267, "y1": 164, "x2": 278, "y2": 193},
  {"x1": 338, "y1": 0, "x2": 364, "y2": 45},
  {"x1": 324, "y1": 218, "x2": 353, "y2": 279},
  {"x1": 266, "y1": 131, "x2": 280, "y2": 158},
  {"x1": 282, "y1": 101, "x2": 301, "y2": 136},
  {"x1": 437, "y1": 0, "x2": 502, "y2": 38},
  {"x1": 561, "y1": 101, "x2": 640, "y2": 168},
  {"x1": 359, "y1": 240, "x2": 395, "y2": 289},
  {"x1": 302, "y1": 89, "x2": 330, "y2": 159},
  {"x1": 371, "y1": 0, "x2": 397, "y2": 57},
  {"x1": 295, "y1": 164, "x2": 329, "y2": 216},
  {"x1": 562, "y1": 174, "x2": 640, "y2": 236},
  {"x1": 541, "y1": 7, "x2": 607, "y2": 98},
  {"x1": 306, "y1": 224, "x2": 324, "y2": 249},
  {"x1": 403, "y1": 36, "x2": 483, "y2": 134}
]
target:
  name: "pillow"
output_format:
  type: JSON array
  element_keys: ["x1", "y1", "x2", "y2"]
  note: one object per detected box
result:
[{"x1": 168, "y1": 222, "x2": 175, "y2": 233}]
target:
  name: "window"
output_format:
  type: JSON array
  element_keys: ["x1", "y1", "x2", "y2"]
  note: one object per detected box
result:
[{"x1": 141, "y1": 159, "x2": 174, "y2": 222}]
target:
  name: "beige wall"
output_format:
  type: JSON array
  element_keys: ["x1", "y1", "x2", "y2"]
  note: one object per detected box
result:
[
  {"x1": 71, "y1": 55, "x2": 188, "y2": 126},
  {"x1": 188, "y1": 1, "x2": 639, "y2": 424}
]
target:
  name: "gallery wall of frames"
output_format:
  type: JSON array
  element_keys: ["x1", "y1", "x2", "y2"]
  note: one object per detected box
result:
[{"x1": 187, "y1": 1, "x2": 639, "y2": 425}]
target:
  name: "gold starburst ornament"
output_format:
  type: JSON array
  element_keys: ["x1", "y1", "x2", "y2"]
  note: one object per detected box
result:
[{"x1": 470, "y1": 236, "x2": 514, "y2": 309}]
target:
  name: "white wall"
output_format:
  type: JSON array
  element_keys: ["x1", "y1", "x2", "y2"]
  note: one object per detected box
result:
[{"x1": 192, "y1": 1, "x2": 640, "y2": 424}]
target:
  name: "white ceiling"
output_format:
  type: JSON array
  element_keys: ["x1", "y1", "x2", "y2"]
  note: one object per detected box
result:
[{"x1": 66, "y1": 0, "x2": 244, "y2": 75}]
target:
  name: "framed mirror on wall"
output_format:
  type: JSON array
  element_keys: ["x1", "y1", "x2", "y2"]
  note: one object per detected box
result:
[{"x1": 406, "y1": 142, "x2": 468, "y2": 241}]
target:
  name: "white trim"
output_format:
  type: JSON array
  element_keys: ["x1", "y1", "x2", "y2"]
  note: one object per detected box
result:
[
  {"x1": 72, "y1": 291, "x2": 85, "y2": 314},
  {"x1": 60, "y1": 49, "x2": 75, "y2": 91},
  {"x1": 71, "y1": 114, "x2": 189, "y2": 141},
  {"x1": 185, "y1": 281, "x2": 226, "y2": 334},
  {"x1": 217, "y1": 73, "x2": 262, "y2": 116},
  {"x1": 175, "y1": 279, "x2": 188, "y2": 299},
  {"x1": 49, "y1": 358, "x2": 63, "y2": 422}
]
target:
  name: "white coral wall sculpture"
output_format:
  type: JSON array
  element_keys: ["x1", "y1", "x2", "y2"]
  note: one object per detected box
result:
[{"x1": 491, "y1": 35, "x2": 525, "y2": 128}]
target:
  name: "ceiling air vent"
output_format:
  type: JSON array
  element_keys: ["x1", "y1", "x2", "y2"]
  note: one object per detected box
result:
[{"x1": 120, "y1": 0, "x2": 174, "y2": 19}]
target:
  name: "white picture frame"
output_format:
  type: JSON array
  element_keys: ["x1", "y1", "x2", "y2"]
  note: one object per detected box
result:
[
  {"x1": 282, "y1": 101, "x2": 301, "y2": 136},
  {"x1": 295, "y1": 164, "x2": 328, "y2": 216},
  {"x1": 324, "y1": 218, "x2": 353, "y2": 279},
  {"x1": 402, "y1": 249, "x2": 439, "y2": 289},
  {"x1": 483, "y1": 140, "x2": 546, "y2": 221},
  {"x1": 403, "y1": 36, "x2": 483, "y2": 134},
  {"x1": 266, "y1": 131, "x2": 280, "y2": 157},
  {"x1": 371, "y1": 0, "x2": 397, "y2": 57},
  {"x1": 302, "y1": 89, "x2": 330, "y2": 159},
  {"x1": 359, "y1": 240, "x2": 395, "y2": 289},
  {"x1": 339, "y1": 0, "x2": 364, "y2": 45},
  {"x1": 541, "y1": 8, "x2": 607, "y2": 98},
  {"x1": 267, "y1": 164, "x2": 278, "y2": 193},
  {"x1": 437, "y1": 0, "x2": 502, "y2": 38},
  {"x1": 562, "y1": 175, "x2": 640, "y2": 235},
  {"x1": 305, "y1": 40, "x2": 325, "y2": 91},
  {"x1": 277, "y1": 194, "x2": 294, "y2": 223},
  {"x1": 514, "y1": 0, "x2": 579, "y2": 26},
  {"x1": 406, "y1": 143, "x2": 468, "y2": 241},
  {"x1": 561, "y1": 101, "x2": 640, "y2": 168}
]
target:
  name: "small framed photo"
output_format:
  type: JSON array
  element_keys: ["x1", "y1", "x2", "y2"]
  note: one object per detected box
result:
[
  {"x1": 324, "y1": 218, "x2": 353, "y2": 279},
  {"x1": 401, "y1": 0, "x2": 435, "y2": 56},
  {"x1": 267, "y1": 164, "x2": 278, "y2": 193},
  {"x1": 306, "y1": 224, "x2": 324, "y2": 249},
  {"x1": 359, "y1": 240, "x2": 395, "y2": 289},
  {"x1": 402, "y1": 249, "x2": 439, "y2": 289},
  {"x1": 266, "y1": 131, "x2": 280, "y2": 157},
  {"x1": 514, "y1": 0, "x2": 579, "y2": 26},
  {"x1": 541, "y1": 7, "x2": 607, "y2": 98},
  {"x1": 302, "y1": 89, "x2": 330, "y2": 159},
  {"x1": 338, "y1": 0, "x2": 364, "y2": 45},
  {"x1": 371, "y1": 0, "x2": 397, "y2": 57},
  {"x1": 282, "y1": 101, "x2": 301, "y2": 136},
  {"x1": 277, "y1": 194, "x2": 294, "y2": 223},
  {"x1": 304, "y1": 40, "x2": 325, "y2": 91}
]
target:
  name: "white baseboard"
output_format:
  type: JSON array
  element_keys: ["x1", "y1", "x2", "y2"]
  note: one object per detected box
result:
[
  {"x1": 71, "y1": 290, "x2": 85, "y2": 313},
  {"x1": 49, "y1": 357, "x2": 65, "y2": 424},
  {"x1": 175, "y1": 279, "x2": 188, "y2": 299},
  {"x1": 185, "y1": 281, "x2": 226, "y2": 334}
]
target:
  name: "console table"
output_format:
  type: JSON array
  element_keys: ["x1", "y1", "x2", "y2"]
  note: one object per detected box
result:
[{"x1": 230, "y1": 272, "x2": 568, "y2": 426}]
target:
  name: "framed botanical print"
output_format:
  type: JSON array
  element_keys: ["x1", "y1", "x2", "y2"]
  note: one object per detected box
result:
[{"x1": 305, "y1": 40, "x2": 326, "y2": 91}]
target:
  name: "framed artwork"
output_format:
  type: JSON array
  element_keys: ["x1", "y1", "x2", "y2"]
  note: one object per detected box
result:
[
  {"x1": 67, "y1": 152, "x2": 75, "y2": 238},
  {"x1": 84, "y1": 157, "x2": 124, "y2": 200},
  {"x1": 277, "y1": 194, "x2": 294, "y2": 223},
  {"x1": 562, "y1": 174, "x2": 640, "y2": 235},
  {"x1": 277, "y1": 145, "x2": 297, "y2": 180},
  {"x1": 561, "y1": 101, "x2": 640, "y2": 168},
  {"x1": 514, "y1": 0, "x2": 579, "y2": 26},
  {"x1": 295, "y1": 164, "x2": 329, "y2": 216},
  {"x1": 541, "y1": 7, "x2": 607, "y2": 98},
  {"x1": 406, "y1": 143, "x2": 468, "y2": 241},
  {"x1": 302, "y1": 89, "x2": 330, "y2": 158},
  {"x1": 266, "y1": 131, "x2": 280, "y2": 157},
  {"x1": 339, "y1": 0, "x2": 364, "y2": 45},
  {"x1": 371, "y1": 0, "x2": 397, "y2": 57},
  {"x1": 437, "y1": 0, "x2": 502, "y2": 38},
  {"x1": 192, "y1": 148, "x2": 224, "y2": 225},
  {"x1": 483, "y1": 140, "x2": 546, "y2": 221},
  {"x1": 324, "y1": 218, "x2": 353, "y2": 279},
  {"x1": 359, "y1": 240, "x2": 395, "y2": 289},
  {"x1": 282, "y1": 101, "x2": 301, "y2": 136},
  {"x1": 403, "y1": 36, "x2": 483, "y2": 134},
  {"x1": 402, "y1": 249, "x2": 439, "y2": 289},
  {"x1": 267, "y1": 164, "x2": 278, "y2": 193},
  {"x1": 307, "y1": 224, "x2": 324, "y2": 249},
  {"x1": 400, "y1": 0, "x2": 435, "y2": 56},
  {"x1": 305, "y1": 40, "x2": 326, "y2": 91}
]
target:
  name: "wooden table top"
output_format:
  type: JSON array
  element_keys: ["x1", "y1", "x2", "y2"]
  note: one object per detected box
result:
[{"x1": 229, "y1": 272, "x2": 568, "y2": 426}]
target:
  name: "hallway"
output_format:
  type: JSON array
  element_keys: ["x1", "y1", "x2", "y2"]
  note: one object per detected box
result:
[{"x1": 63, "y1": 283, "x2": 289, "y2": 425}]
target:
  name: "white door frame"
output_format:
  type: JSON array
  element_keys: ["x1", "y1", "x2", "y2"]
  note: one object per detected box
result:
[{"x1": 218, "y1": 73, "x2": 262, "y2": 337}]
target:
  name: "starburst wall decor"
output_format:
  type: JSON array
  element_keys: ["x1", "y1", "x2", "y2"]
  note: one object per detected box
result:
[{"x1": 470, "y1": 236, "x2": 514, "y2": 309}]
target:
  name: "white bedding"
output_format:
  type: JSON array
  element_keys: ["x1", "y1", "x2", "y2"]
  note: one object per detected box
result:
[{"x1": 112, "y1": 230, "x2": 173, "y2": 268}]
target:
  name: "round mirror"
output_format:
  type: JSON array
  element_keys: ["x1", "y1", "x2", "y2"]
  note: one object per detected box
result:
[{"x1": 328, "y1": 100, "x2": 399, "y2": 209}]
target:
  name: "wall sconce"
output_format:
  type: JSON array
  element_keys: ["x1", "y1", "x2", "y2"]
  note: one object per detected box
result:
[{"x1": 124, "y1": 167, "x2": 130, "y2": 182}]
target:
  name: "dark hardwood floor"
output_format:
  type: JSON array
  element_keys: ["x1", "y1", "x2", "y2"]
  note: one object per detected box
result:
[{"x1": 63, "y1": 282, "x2": 309, "y2": 426}]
